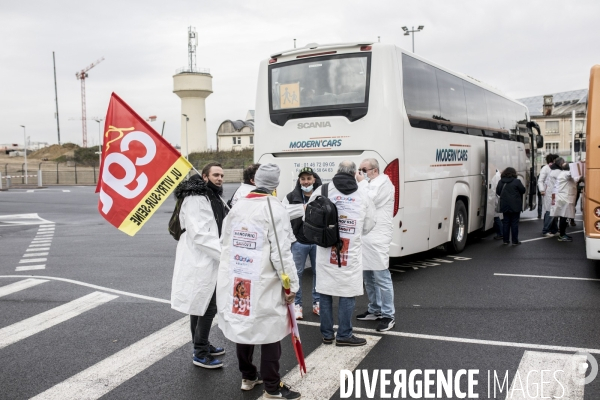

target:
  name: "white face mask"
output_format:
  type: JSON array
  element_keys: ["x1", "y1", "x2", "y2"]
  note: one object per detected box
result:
[
  {"x1": 363, "y1": 174, "x2": 371, "y2": 183},
  {"x1": 301, "y1": 184, "x2": 313, "y2": 193}
]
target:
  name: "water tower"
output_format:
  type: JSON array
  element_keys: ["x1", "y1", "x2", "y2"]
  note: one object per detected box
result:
[{"x1": 173, "y1": 27, "x2": 212, "y2": 156}]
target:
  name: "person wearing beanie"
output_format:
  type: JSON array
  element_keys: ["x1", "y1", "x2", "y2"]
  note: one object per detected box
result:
[
  {"x1": 217, "y1": 163, "x2": 301, "y2": 399},
  {"x1": 253, "y1": 163, "x2": 281, "y2": 193}
]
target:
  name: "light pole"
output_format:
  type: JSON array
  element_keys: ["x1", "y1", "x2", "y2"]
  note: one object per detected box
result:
[
  {"x1": 182, "y1": 114, "x2": 189, "y2": 160},
  {"x1": 20, "y1": 125, "x2": 27, "y2": 184},
  {"x1": 402, "y1": 25, "x2": 424, "y2": 53},
  {"x1": 94, "y1": 119, "x2": 103, "y2": 168}
]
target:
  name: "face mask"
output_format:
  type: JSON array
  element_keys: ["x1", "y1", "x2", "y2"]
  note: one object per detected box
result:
[
  {"x1": 363, "y1": 175, "x2": 371, "y2": 183},
  {"x1": 301, "y1": 185, "x2": 313, "y2": 193}
]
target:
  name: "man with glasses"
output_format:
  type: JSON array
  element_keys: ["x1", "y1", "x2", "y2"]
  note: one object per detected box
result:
[{"x1": 355, "y1": 158, "x2": 396, "y2": 332}]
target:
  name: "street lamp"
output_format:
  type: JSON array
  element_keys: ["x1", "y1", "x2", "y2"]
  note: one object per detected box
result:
[
  {"x1": 94, "y1": 119, "x2": 103, "y2": 168},
  {"x1": 182, "y1": 114, "x2": 189, "y2": 160},
  {"x1": 402, "y1": 25, "x2": 424, "y2": 53},
  {"x1": 20, "y1": 125, "x2": 27, "y2": 184}
]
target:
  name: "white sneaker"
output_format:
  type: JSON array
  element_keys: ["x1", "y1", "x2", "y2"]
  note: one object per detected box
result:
[
  {"x1": 241, "y1": 376, "x2": 263, "y2": 391},
  {"x1": 294, "y1": 304, "x2": 303, "y2": 320},
  {"x1": 313, "y1": 302, "x2": 320, "y2": 316}
]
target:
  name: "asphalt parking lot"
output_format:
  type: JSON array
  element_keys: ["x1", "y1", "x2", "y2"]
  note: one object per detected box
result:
[{"x1": 1, "y1": 185, "x2": 599, "y2": 399}]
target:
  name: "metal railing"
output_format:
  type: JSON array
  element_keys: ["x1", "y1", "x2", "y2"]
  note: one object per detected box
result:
[{"x1": 175, "y1": 67, "x2": 211, "y2": 74}]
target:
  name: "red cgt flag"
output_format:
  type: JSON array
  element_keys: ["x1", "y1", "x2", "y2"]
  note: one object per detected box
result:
[{"x1": 96, "y1": 93, "x2": 192, "y2": 236}]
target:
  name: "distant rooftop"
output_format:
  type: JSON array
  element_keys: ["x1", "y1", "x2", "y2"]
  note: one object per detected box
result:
[{"x1": 517, "y1": 89, "x2": 588, "y2": 116}]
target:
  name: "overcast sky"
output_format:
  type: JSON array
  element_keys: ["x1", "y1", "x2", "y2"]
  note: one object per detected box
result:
[{"x1": 1, "y1": 0, "x2": 598, "y2": 149}]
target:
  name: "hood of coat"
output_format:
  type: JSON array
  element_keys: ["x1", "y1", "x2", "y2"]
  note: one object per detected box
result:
[
  {"x1": 288, "y1": 172, "x2": 323, "y2": 203},
  {"x1": 174, "y1": 175, "x2": 208, "y2": 200},
  {"x1": 500, "y1": 177, "x2": 516, "y2": 184},
  {"x1": 332, "y1": 173, "x2": 358, "y2": 195}
]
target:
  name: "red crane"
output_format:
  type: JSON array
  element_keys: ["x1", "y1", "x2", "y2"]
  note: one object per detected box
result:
[{"x1": 75, "y1": 57, "x2": 104, "y2": 147}]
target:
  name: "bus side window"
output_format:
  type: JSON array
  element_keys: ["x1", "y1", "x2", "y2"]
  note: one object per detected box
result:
[
  {"x1": 435, "y1": 69, "x2": 468, "y2": 133},
  {"x1": 464, "y1": 81, "x2": 488, "y2": 136},
  {"x1": 402, "y1": 54, "x2": 440, "y2": 127}
]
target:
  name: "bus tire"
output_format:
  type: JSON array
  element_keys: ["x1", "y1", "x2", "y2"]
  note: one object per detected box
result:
[{"x1": 445, "y1": 200, "x2": 468, "y2": 254}]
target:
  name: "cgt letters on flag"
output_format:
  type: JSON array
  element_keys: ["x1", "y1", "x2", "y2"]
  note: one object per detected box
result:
[{"x1": 96, "y1": 93, "x2": 192, "y2": 236}]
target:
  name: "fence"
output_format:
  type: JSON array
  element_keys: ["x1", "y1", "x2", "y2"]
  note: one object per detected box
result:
[{"x1": 2, "y1": 162, "x2": 243, "y2": 187}]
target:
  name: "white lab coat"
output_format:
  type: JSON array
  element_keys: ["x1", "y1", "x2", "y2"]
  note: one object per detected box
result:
[
  {"x1": 490, "y1": 171, "x2": 502, "y2": 219},
  {"x1": 550, "y1": 171, "x2": 577, "y2": 219},
  {"x1": 542, "y1": 168, "x2": 560, "y2": 214},
  {"x1": 359, "y1": 174, "x2": 394, "y2": 271},
  {"x1": 308, "y1": 181, "x2": 376, "y2": 297},
  {"x1": 171, "y1": 195, "x2": 221, "y2": 316},
  {"x1": 217, "y1": 195, "x2": 299, "y2": 345},
  {"x1": 538, "y1": 164, "x2": 551, "y2": 193},
  {"x1": 230, "y1": 183, "x2": 255, "y2": 207}
]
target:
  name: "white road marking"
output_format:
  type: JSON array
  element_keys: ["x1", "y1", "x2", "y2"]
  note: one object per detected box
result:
[
  {"x1": 296, "y1": 321, "x2": 600, "y2": 355},
  {"x1": 0, "y1": 278, "x2": 48, "y2": 298},
  {"x1": 3, "y1": 275, "x2": 596, "y2": 360},
  {"x1": 62, "y1": 190, "x2": 70, "y2": 192},
  {"x1": 26, "y1": 247, "x2": 49, "y2": 251},
  {"x1": 0, "y1": 275, "x2": 170, "y2": 304},
  {"x1": 40, "y1": 225, "x2": 55, "y2": 228},
  {"x1": 506, "y1": 351, "x2": 586, "y2": 400},
  {"x1": 19, "y1": 258, "x2": 47, "y2": 263},
  {"x1": 0, "y1": 291, "x2": 118, "y2": 350},
  {"x1": 23, "y1": 252, "x2": 48, "y2": 257},
  {"x1": 519, "y1": 218, "x2": 540, "y2": 222},
  {"x1": 31, "y1": 317, "x2": 190, "y2": 400},
  {"x1": 388, "y1": 269, "x2": 406, "y2": 273},
  {"x1": 27, "y1": 190, "x2": 34, "y2": 193},
  {"x1": 263, "y1": 334, "x2": 381, "y2": 400},
  {"x1": 15, "y1": 265, "x2": 46, "y2": 271},
  {"x1": 29, "y1": 243, "x2": 50, "y2": 247},
  {"x1": 495, "y1": 273, "x2": 600, "y2": 282},
  {"x1": 38, "y1": 228, "x2": 55, "y2": 232},
  {"x1": 0, "y1": 213, "x2": 53, "y2": 226},
  {"x1": 521, "y1": 230, "x2": 583, "y2": 243},
  {"x1": 35, "y1": 236, "x2": 53, "y2": 239},
  {"x1": 32, "y1": 240, "x2": 52, "y2": 243}
]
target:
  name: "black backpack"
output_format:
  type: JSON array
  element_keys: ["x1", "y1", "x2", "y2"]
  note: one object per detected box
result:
[
  {"x1": 168, "y1": 197, "x2": 186, "y2": 240},
  {"x1": 303, "y1": 183, "x2": 343, "y2": 267}
]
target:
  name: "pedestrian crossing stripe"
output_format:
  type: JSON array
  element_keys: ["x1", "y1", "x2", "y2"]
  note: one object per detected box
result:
[
  {"x1": 0, "y1": 278, "x2": 48, "y2": 298},
  {"x1": 0, "y1": 291, "x2": 118, "y2": 350}
]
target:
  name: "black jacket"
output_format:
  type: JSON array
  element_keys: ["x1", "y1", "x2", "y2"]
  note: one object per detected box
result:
[
  {"x1": 496, "y1": 177, "x2": 526, "y2": 213},
  {"x1": 285, "y1": 173, "x2": 322, "y2": 244}
]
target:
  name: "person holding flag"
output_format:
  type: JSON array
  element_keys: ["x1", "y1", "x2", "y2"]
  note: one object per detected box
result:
[
  {"x1": 216, "y1": 164, "x2": 301, "y2": 399},
  {"x1": 171, "y1": 163, "x2": 228, "y2": 369}
]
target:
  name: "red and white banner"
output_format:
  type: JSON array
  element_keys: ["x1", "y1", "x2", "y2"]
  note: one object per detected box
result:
[{"x1": 96, "y1": 93, "x2": 192, "y2": 236}]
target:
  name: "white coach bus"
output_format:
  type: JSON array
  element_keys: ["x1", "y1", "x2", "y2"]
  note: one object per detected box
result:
[{"x1": 254, "y1": 42, "x2": 543, "y2": 256}]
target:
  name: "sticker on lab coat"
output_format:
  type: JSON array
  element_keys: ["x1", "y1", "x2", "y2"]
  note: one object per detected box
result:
[
  {"x1": 330, "y1": 237, "x2": 350, "y2": 266},
  {"x1": 232, "y1": 276, "x2": 252, "y2": 317},
  {"x1": 230, "y1": 223, "x2": 263, "y2": 280}
]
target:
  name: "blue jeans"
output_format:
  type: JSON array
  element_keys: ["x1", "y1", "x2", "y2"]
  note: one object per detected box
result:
[
  {"x1": 319, "y1": 294, "x2": 355, "y2": 340},
  {"x1": 542, "y1": 211, "x2": 558, "y2": 234},
  {"x1": 502, "y1": 212, "x2": 520, "y2": 244},
  {"x1": 493, "y1": 217, "x2": 503, "y2": 237},
  {"x1": 363, "y1": 270, "x2": 395, "y2": 319},
  {"x1": 291, "y1": 241, "x2": 319, "y2": 306}
]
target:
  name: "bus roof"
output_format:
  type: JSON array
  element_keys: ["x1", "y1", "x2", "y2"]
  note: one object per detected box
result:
[{"x1": 269, "y1": 41, "x2": 525, "y2": 109}]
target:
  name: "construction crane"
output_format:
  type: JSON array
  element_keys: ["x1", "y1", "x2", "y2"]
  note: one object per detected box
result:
[{"x1": 75, "y1": 57, "x2": 104, "y2": 147}]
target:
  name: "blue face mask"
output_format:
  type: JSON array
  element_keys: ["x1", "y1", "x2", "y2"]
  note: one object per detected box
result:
[{"x1": 301, "y1": 185, "x2": 313, "y2": 193}]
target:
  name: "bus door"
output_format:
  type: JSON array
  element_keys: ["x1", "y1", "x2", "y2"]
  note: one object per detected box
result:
[{"x1": 483, "y1": 140, "x2": 502, "y2": 231}]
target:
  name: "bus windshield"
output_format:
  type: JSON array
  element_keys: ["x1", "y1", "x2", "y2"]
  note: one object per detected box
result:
[{"x1": 270, "y1": 54, "x2": 369, "y2": 111}]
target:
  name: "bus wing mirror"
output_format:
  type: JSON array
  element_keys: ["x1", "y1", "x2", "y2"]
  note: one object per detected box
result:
[
  {"x1": 536, "y1": 135, "x2": 544, "y2": 148},
  {"x1": 527, "y1": 121, "x2": 541, "y2": 135}
]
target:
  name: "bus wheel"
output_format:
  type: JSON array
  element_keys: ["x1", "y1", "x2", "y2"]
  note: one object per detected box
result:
[{"x1": 445, "y1": 200, "x2": 468, "y2": 254}]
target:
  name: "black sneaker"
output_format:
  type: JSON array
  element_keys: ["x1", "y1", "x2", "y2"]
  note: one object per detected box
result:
[
  {"x1": 493, "y1": 235, "x2": 503, "y2": 240},
  {"x1": 356, "y1": 310, "x2": 381, "y2": 321},
  {"x1": 336, "y1": 335, "x2": 367, "y2": 347},
  {"x1": 376, "y1": 317, "x2": 395, "y2": 332},
  {"x1": 264, "y1": 382, "x2": 301, "y2": 399},
  {"x1": 322, "y1": 336, "x2": 334, "y2": 345}
]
